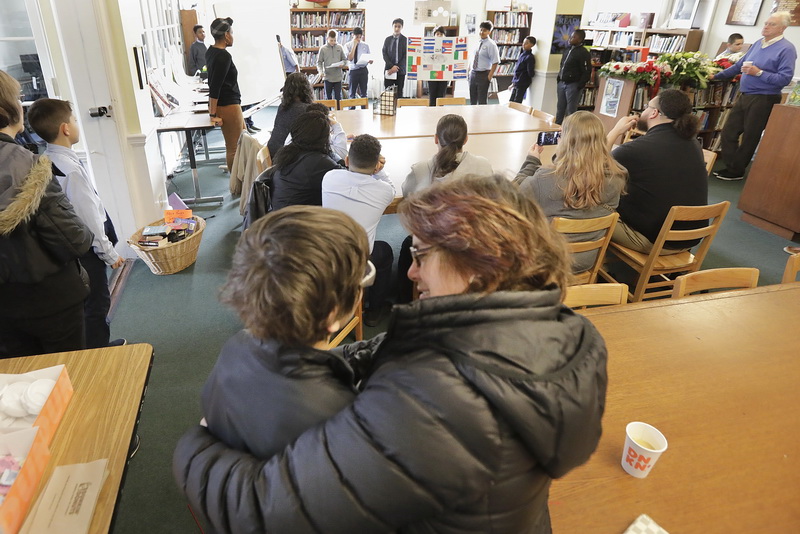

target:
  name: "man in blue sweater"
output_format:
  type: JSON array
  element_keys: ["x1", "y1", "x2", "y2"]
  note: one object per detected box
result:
[{"x1": 711, "y1": 12, "x2": 796, "y2": 180}]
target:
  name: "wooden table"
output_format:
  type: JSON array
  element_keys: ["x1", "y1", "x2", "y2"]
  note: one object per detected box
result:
[
  {"x1": 335, "y1": 104, "x2": 558, "y2": 140},
  {"x1": 380, "y1": 131, "x2": 557, "y2": 195},
  {"x1": 549, "y1": 284, "x2": 800, "y2": 532},
  {"x1": 0, "y1": 344, "x2": 154, "y2": 533}
]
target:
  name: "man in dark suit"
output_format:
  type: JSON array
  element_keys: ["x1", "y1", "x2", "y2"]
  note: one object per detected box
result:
[{"x1": 382, "y1": 18, "x2": 407, "y2": 98}]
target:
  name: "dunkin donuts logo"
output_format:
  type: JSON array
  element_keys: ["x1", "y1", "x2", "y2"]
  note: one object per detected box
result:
[{"x1": 626, "y1": 447, "x2": 652, "y2": 471}]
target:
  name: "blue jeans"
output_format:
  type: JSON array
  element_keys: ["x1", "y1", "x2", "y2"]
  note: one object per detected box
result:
[
  {"x1": 556, "y1": 81, "x2": 582, "y2": 124},
  {"x1": 324, "y1": 80, "x2": 342, "y2": 101}
]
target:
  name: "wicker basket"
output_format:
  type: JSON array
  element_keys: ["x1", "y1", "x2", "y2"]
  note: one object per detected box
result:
[{"x1": 127, "y1": 216, "x2": 206, "y2": 275}]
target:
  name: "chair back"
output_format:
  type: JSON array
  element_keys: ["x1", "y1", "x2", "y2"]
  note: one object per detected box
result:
[
  {"x1": 702, "y1": 149, "x2": 717, "y2": 176},
  {"x1": 552, "y1": 212, "x2": 619, "y2": 285},
  {"x1": 339, "y1": 97, "x2": 368, "y2": 109},
  {"x1": 436, "y1": 97, "x2": 466, "y2": 106},
  {"x1": 256, "y1": 145, "x2": 271, "y2": 174},
  {"x1": 325, "y1": 261, "x2": 374, "y2": 348},
  {"x1": 531, "y1": 109, "x2": 556, "y2": 124},
  {"x1": 672, "y1": 267, "x2": 759, "y2": 298},
  {"x1": 563, "y1": 283, "x2": 628, "y2": 309},
  {"x1": 783, "y1": 253, "x2": 800, "y2": 283},
  {"x1": 315, "y1": 99, "x2": 337, "y2": 110},
  {"x1": 397, "y1": 98, "x2": 428, "y2": 107},
  {"x1": 508, "y1": 101, "x2": 531, "y2": 114}
]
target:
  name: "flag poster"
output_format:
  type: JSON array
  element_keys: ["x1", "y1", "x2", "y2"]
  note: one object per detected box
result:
[{"x1": 407, "y1": 36, "x2": 469, "y2": 81}]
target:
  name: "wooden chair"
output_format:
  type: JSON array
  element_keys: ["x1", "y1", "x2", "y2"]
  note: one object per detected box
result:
[
  {"x1": 325, "y1": 260, "x2": 375, "y2": 348},
  {"x1": 338, "y1": 97, "x2": 368, "y2": 109},
  {"x1": 671, "y1": 267, "x2": 759, "y2": 298},
  {"x1": 315, "y1": 99, "x2": 337, "y2": 110},
  {"x1": 256, "y1": 145, "x2": 271, "y2": 174},
  {"x1": 622, "y1": 128, "x2": 646, "y2": 144},
  {"x1": 397, "y1": 98, "x2": 428, "y2": 107},
  {"x1": 531, "y1": 109, "x2": 556, "y2": 124},
  {"x1": 552, "y1": 213, "x2": 619, "y2": 285},
  {"x1": 508, "y1": 101, "x2": 531, "y2": 114},
  {"x1": 598, "y1": 201, "x2": 730, "y2": 302},
  {"x1": 702, "y1": 149, "x2": 717, "y2": 176},
  {"x1": 563, "y1": 283, "x2": 628, "y2": 309},
  {"x1": 782, "y1": 253, "x2": 800, "y2": 283},
  {"x1": 436, "y1": 97, "x2": 466, "y2": 106}
]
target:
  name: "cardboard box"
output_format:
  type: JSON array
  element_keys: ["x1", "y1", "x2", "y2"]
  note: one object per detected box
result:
[
  {"x1": 0, "y1": 365, "x2": 73, "y2": 447},
  {"x1": 0, "y1": 427, "x2": 50, "y2": 534}
]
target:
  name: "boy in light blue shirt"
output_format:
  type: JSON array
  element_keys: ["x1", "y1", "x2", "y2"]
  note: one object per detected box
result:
[{"x1": 28, "y1": 98, "x2": 125, "y2": 348}]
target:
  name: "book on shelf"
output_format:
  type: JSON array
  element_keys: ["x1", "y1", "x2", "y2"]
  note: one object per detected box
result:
[
  {"x1": 491, "y1": 29, "x2": 520, "y2": 44},
  {"x1": 693, "y1": 109, "x2": 711, "y2": 130},
  {"x1": 491, "y1": 12, "x2": 530, "y2": 28},
  {"x1": 631, "y1": 85, "x2": 649, "y2": 110},
  {"x1": 645, "y1": 34, "x2": 686, "y2": 54},
  {"x1": 290, "y1": 12, "x2": 364, "y2": 29}
]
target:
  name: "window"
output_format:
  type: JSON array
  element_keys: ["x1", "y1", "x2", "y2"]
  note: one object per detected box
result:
[
  {"x1": 0, "y1": 0, "x2": 51, "y2": 102},
  {"x1": 140, "y1": 0, "x2": 182, "y2": 72}
]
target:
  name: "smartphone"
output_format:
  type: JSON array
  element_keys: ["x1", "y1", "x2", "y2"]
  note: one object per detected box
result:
[{"x1": 537, "y1": 131, "x2": 560, "y2": 146}]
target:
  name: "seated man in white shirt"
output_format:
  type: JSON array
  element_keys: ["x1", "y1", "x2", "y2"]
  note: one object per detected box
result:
[{"x1": 322, "y1": 134, "x2": 395, "y2": 326}]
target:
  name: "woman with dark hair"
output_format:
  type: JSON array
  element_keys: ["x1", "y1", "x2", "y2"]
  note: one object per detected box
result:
[
  {"x1": 269, "y1": 111, "x2": 341, "y2": 211},
  {"x1": 0, "y1": 70, "x2": 93, "y2": 356},
  {"x1": 206, "y1": 17, "x2": 244, "y2": 171},
  {"x1": 401, "y1": 113, "x2": 492, "y2": 196},
  {"x1": 175, "y1": 174, "x2": 608, "y2": 534},
  {"x1": 427, "y1": 26, "x2": 449, "y2": 106},
  {"x1": 266, "y1": 72, "x2": 314, "y2": 158},
  {"x1": 515, "y1": 111, "x2": 627, "y2": 273}
]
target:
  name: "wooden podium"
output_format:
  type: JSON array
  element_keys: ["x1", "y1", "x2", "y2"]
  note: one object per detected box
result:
[
  {"x1": 593, "y1": 76, "x2": 637, "y2": 142},
  {"x1": 738, "y1": 104, "x2": 800, "y2": 240}
]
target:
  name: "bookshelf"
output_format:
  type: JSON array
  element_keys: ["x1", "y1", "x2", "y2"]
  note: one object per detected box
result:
[
  {"x1": 692, "y1": 80, "x2": 740, "y2": 151},
  {"x1": 290, "y1": 7, "x2": 365, "y2": 99},
  {"x1": 487, "y1": 10, "x2": 531, "y2": 92},
  {"x1": 643, "y1": 29, "x2": 703, "y2": 56}
]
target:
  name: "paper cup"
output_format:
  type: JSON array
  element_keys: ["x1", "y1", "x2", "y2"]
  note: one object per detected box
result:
[
  {"x1": 743, "y1": 61, "x2": 753, "y2": 68},
  {"x1": 621, "y1": 422, "x2": 668, "y2": 478}
]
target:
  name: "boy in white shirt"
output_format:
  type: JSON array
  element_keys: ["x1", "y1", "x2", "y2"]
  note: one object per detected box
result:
[
  {"x1": 715, "y1": 33, "x2": 745, "y2": 63},
  {"x1": 28, "y1": 98, "x2": 125, "y2": 348}
]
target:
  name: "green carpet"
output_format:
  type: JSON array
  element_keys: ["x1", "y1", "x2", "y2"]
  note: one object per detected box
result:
[{"x1": 109, "y1": 115, "x2": 792, "y2": 533}]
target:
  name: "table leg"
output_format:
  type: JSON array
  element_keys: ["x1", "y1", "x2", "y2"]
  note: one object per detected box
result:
[{"x1": 183, "y1": 130, "x2": 223, "y2": 205}]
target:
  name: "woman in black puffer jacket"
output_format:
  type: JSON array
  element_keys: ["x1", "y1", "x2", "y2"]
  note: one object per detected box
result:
[{"x1": 174, "y1": 174, "x2": 608, "y2": 534}]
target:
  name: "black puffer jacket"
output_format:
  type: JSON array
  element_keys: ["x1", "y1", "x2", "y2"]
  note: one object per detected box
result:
[
  {"x1": 174, "y1": 288, "x2": 608, "y2": 533},
  {"x1": 0, "y1": 135, "x2": 92, "y2": 318},
  {"x1": 270, "y1": 151, "x2": 340, "y2": 211}
]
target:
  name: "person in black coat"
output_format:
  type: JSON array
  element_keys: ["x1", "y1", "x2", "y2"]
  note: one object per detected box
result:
[
  {"x1": 382, "y1": 18, "x2": 407, "y2": 97},
  {"x1": 556, "y1": 29, "x2": 591, "y2": 124},
  {"x1": 510, "y1": 36, "x2": 537, "y2": 103},
  {"x1": 174, "y1": 175, "x2": 608, "y2": 534}
]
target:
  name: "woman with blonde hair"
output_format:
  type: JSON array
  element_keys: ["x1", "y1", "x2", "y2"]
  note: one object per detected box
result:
[
  {"x1": 515, "y1": 110, "x2": 627, "y2": 273},
  {"x1": 175, "y1": 175, "x2": 608, "y2": 533}
]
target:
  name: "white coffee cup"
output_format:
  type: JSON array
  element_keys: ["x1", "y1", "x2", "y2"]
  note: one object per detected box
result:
[
  {"x1": 743, "y1": 60, "x2": 753, "y2": 69},
  {"x1": 621, "y1": 422, "x2": 668, "y2": 478}
]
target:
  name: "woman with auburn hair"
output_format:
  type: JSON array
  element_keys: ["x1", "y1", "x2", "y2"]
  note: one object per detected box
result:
[
  {"x1": 266, "y1": 71, "x2": 314, "y2": 158},
  {"x1": 175, "y1": 175, "x2": 608, "y2": 534},
  {"x1": 515, "y1": 110, "x2": 627, "y2": 273},
  {"x1": 401, "y1": 113, "x2": 492, "y2": 196}
]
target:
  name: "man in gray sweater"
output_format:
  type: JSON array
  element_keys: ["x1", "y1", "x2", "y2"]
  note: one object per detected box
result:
[{"x1": 317, "y1": 30, "x2": 347, "y2": 102}]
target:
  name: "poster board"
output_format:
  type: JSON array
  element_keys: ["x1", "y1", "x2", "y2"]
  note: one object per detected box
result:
[
  {"x1": 593, "y1": 76, "x2": 637, "y2": 134},
  {"x1": 406, "y1": 36, "x2": 470, "y2": 81}
]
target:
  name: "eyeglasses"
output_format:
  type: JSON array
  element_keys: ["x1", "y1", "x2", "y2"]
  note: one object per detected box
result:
[
  {"x1": 360, "y1": 260, "x2": 376, "y2": 288},
  {"x1": 409, "y1": 245, "x2": 435, "y2": 267}
]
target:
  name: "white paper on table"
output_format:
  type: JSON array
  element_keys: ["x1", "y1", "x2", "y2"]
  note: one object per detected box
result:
[
  {"x1": 384, "y1": 70, "x2": 398, "y2": 80},
  {"x1": 21, "y1": 459, "x2": 109, "y2": 534},
  {"x1": 356, "y1": 54, "x2": 374, "y2": 66}
]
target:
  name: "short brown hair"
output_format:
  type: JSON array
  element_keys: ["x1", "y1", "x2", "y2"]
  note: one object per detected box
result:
[
  {"x1": 220, "y1": 206, "x2": 369, "y2": 346},
  {"x1": 398, "y1": 174, "x2": 570, "y2": 294},
  {"x1": 0, "y1": 70, "x2": 22, "y2": 130},
  {"x1": 27, "y1": 98, "x2": 73, "y2": 143}
]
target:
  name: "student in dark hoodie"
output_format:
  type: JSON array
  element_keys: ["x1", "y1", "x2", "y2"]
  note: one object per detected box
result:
[
  {"x1": 0, "y1": 70, "x2": 92, "y2": 357},
  {"x1": 510, "y1": 35, "x2": 537, "y2": 104}
]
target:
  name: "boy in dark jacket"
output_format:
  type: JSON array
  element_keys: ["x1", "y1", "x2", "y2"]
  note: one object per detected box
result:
[
  {"x1": 556, "y1": 29, "x2": 591, "y2": 124},
  {"x1": 510, "y1": 36, "x2": 537, "y2": 103},
  {"x1": 200, "y1": 206, "x2": 371, "y2": 460}
]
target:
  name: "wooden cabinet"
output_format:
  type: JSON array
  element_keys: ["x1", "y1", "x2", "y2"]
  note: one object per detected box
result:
[
  {"x1": 289, "y1": 7, "x2": 365, "y2": 99},
  {"x1": 738, "y1": 104, "x2": 800, "y2": 240},
  {"x1": 487, "y1": 10, "x2": 531, "y2": 92}
]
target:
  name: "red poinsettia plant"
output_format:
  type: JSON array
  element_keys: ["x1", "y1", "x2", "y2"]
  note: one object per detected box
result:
[{"x1": 714, "y1": 58, "x2": 741, "y2": 82}]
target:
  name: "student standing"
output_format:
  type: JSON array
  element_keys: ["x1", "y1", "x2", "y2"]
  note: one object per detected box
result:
[
  {"x1": 556, "y1": 29, "x2": 591, "y2": 125},
  {"x1": 710, "y1": 12, "x2": 796, "y2": 181},
  {"x1": 427, "y1": 26, "x2": 449, "y2": 106},
  {"x1": 469, "y1": 21, "x2": 500, "y2": 105},
  {"x1": 317, "y1": 30, "x2": 347, "y2": 102},
  {"x1": 382, "y1": 18, "x2": 407, "y2": 97},
  {"x1": 510, "y1": 36, "x2": 536, "y2": 104},
  {"x1": 346, "y1": 27, "x2": 372, "y2": 100},
  {"x1": 187, "y1": 25, "x2": 207, "y2": 77},
  {"x1": 28, "y1": 98, "x2": 126, "y2": 348},
  {"x1": 206, "y1": 17, "x2": 245, "y2": 172}
]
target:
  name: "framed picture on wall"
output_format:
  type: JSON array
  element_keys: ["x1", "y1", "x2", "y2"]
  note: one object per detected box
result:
[
  {"x1": 668, "y1": 0, "x2": 701, "y2": 28},
  {"x1": 726, "y1": 0, "x2": 765, "y2": 25},
  {"x1": 551, "y1": 15, "x2": 582, "y2": 54},
  {"x1": 772, "y1": 0, "x2": 800, "y2": 24}
]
